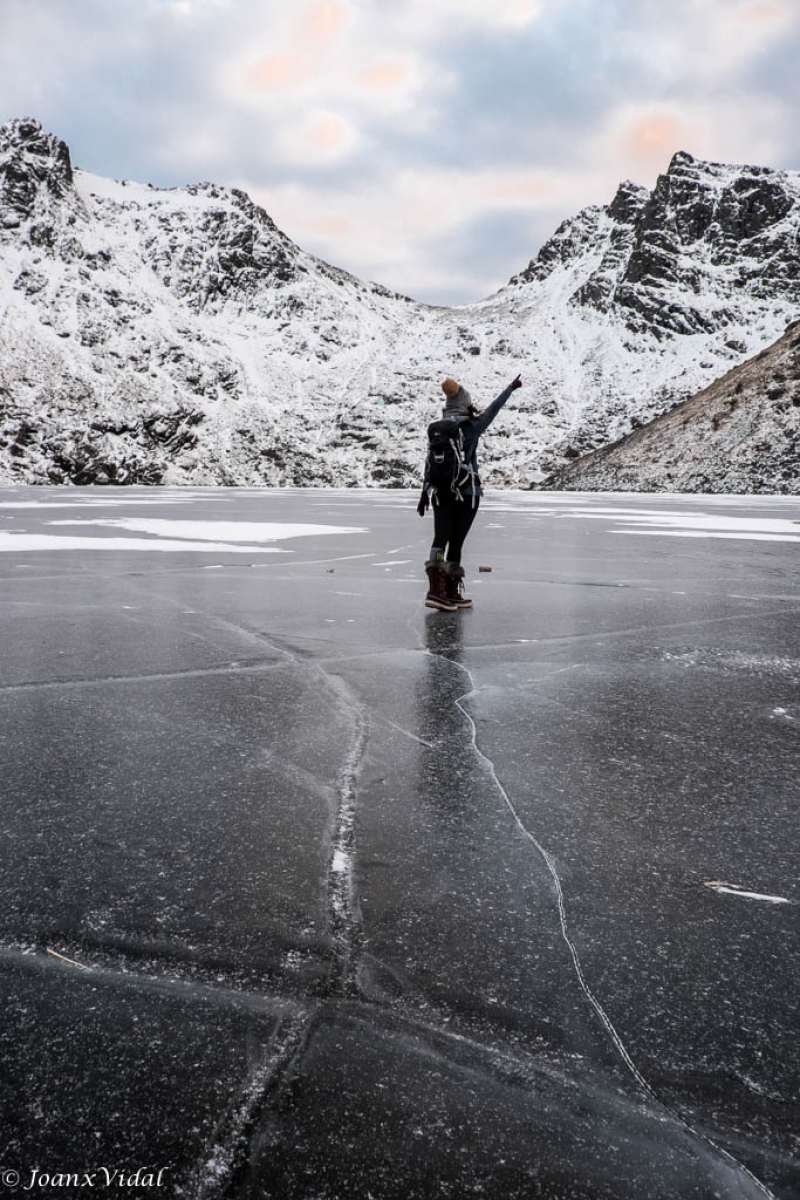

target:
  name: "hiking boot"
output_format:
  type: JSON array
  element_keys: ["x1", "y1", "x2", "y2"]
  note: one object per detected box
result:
[
  {"x1": 444, "y1": 562, "x2": 473, "y2": 608},
  {"x1": 424, "y1": 561, "x2": 458, "y2": 611}
]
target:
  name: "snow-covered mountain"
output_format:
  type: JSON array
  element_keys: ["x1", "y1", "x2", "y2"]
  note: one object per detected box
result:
[
  {"x1": 2, "y1": 117, "x2": 800, "y2": 488},
  {"x1": 542, "y1": 319, "x2": 800, "y2": 493}
]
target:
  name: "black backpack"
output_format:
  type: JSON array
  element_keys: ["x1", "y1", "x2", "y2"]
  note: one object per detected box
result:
[{"x1": 424, "y1": 416, "x2": 473, "y2": 501}]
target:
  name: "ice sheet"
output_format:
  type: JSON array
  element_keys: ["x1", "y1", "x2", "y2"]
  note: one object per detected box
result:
[{"x1": 1, "y1": 486, "x2": 797, "y2": 1198}]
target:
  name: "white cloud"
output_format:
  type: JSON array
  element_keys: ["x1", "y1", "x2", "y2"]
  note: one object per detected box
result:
[
  {"x1": 213, "y1": 0, "x2": 548, "y2": 166},
  {"x1": 620, "y1": 0, "x2": 800, "y2": 89},
  {"x1": 373, "y1": 0, "x2": 543, "y2": 36},
  {"x1": 275, "y1": 109, "x2": 361, "y2": 165},
  {"x1": 154, "y1": 117, "x2": 234, "y2": 168},
  {"x1": 216, "y1": 3, "x2": 457, "y2": 148},
  {"x1": 206, "y1": 0, "x2": 798, "y2": 190},
  {"x1": 574, "y1": 93, "x2": 794, "y2": 197}
]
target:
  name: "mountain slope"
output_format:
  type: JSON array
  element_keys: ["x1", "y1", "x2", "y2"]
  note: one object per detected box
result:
[
  {"x1": 542, "y1": 320, "x2": 800, "y2": 493},
  {"x1": 1, "y1": 117, "x2": 800, "y2": 488}
]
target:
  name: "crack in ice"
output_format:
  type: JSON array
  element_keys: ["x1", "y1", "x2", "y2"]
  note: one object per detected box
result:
[
  {"x1": 0, "y1": 660, "x2": 289, "y2": 694},
  {"x1": 192, "y1": 1009, "x2": 315, "y2": 1200},
  {"x1": 424, "y1": 647, "x2": 776, "y2": 1199},
  {"x1": 324, "y1": 700, "x2": 369, "y2": 997}
]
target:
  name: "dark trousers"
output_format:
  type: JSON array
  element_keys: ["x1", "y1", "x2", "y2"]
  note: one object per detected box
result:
[{"x1": 431, "y1": 496, "x2": 480, "y2": 565}]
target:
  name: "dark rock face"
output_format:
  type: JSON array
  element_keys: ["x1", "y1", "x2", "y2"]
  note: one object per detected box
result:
[
  {"x1": 512, "y1": 151, "x2": 800, "y2": 340},
  {"x1": 571, "y1": 181, "x2": 650, "y2": 312},
  {"x1": 0, "y1": 118, "x2": 77, "y2": 238},
  {"x1": 141, "y1": 186, "x2": 302, "y2": 312},
  {"x1": 610, "y1": 153, "x2": 800, "y2": 334},
  {"x1": 20, "y1": 406, "x2": 208, "y2": 486}
]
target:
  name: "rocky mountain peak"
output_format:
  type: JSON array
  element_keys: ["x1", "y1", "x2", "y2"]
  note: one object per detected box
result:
[
  {"x1": 606, "y1": 179, "x2": 650, "y2": 224},
  {"x1": 667, "y1": 149, "x2": 696, "y2": 172},
  {"x1": 123, "y1": 178, "x2": 305, "y2": 313},
  {"x1": 507, "y1": 203, "x2": 606, "y2": 287},
  {"x1": 0, "y1": 117, "x2": 77, "y2": 236},
  {"x1": 564, "y1": 150, "x2": 800, "y2": 336}
]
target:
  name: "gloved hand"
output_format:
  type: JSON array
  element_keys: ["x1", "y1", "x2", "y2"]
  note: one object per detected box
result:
[
  {"x1": 510, "y1": 374, "x2": 522, "y2": 390},
  {"x1": 417, "y1": 491, "x2": 429, "y2": 516}
]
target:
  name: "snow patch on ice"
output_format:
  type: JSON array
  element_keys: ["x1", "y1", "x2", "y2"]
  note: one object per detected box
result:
[
  {"x1": 550, "y1": 508, "x2": 800, "y2": 541},
  {"x1": 47, "y1": 518, "x2": 368, "y2": 542},
  {"x1": 0, "y1": 499, "x2": 197, "y2": 508},
  {"x1": 0, "y1": 534, "x2": 286, "y2": 554}
]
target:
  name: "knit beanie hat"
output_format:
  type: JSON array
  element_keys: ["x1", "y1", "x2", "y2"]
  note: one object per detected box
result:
[{"x1": 441, "y1": 378, "x2": 460, "y2": 398}]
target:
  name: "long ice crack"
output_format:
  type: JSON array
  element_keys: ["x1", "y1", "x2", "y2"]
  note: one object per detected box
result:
[{"x1": 427, "y1": 649, "x2": 775, "y2": 1199}]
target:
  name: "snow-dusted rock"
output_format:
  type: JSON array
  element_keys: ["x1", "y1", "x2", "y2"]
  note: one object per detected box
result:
[
  {"x1": 0, "y1": 117, "x2": 77, "y2": 231},
  {"x1": 1, "y1": 118, "x2": 799, "y2": 488},
  {"x1": 542, "y1": 319, "x2": 800, "y2": 493}
]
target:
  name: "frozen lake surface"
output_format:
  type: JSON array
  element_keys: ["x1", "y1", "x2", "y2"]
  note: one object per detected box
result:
[{"x1": 0, "y1": 487, "x2": 798, "y2": 1199}]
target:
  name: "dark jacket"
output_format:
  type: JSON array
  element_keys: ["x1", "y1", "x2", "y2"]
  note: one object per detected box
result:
[{"x1": 459, "y1": 383, "x2": 514, "y2": 496}]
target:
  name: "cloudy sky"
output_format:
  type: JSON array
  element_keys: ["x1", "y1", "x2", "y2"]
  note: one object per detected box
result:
[{"x1": 3, "y1": 0, "x2": 799, "y2": 304}]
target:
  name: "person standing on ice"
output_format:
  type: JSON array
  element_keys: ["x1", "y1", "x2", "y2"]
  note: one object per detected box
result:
[{"x1": 417, "y1": 373, "x2": 522, "y2": 610}]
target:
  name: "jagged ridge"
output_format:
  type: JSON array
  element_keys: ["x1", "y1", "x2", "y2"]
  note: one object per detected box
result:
[{"x1": 1, "y1": 119, "x2": 799, "y2": 489}]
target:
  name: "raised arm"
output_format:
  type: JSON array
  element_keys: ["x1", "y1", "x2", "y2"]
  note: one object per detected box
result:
[{"x1": 471, "y1": 375, "x2": 522, "y2": 434}]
